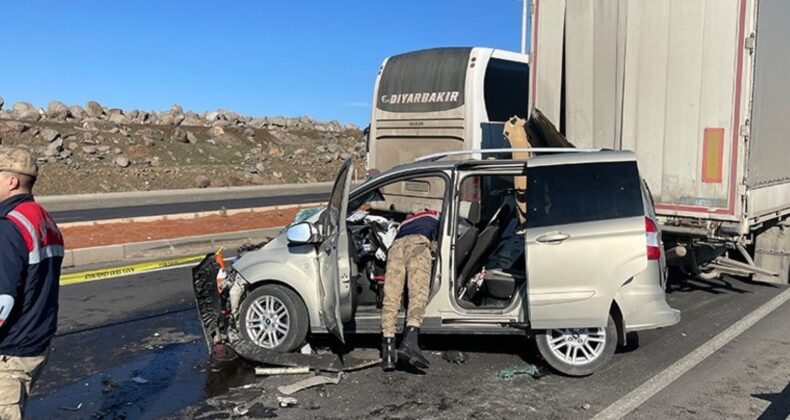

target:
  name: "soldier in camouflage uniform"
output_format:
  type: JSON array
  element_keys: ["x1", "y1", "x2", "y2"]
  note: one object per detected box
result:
[{"x1": 381, "y1": 209, "x2": 440, "y2": 371}]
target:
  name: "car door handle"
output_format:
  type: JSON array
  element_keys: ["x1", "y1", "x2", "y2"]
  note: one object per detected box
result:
[{"x1": 535, "y1": 232, "x2": 570, "y2": 244}]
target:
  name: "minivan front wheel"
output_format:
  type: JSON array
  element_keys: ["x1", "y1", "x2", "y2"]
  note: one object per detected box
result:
[
  {"x1": 239, "y1": 284, "x2": 309, "y2": 353},
  {"x1": 535, "y1": 315, "x2": 617, "y2": 376}
]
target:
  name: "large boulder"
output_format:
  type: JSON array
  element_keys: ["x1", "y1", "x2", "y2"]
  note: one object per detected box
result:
[
  {"x1": 69, "y1": 105, "x2": 87, "y2": 119},
  {"x1": 158, "y1": 111, "x2": 175, "y2": 125},
  {"x1": 46, "y1": 101, "x2": 70, "y2": 120},
  {"x1": 12, "y1": 102, "x2": 35, "y2": 112},
  {"x1": 85, "y1": 101, "x2": 105, "y2": 118},
  {"x1": 208, "y1": 126, "x2": 224, "y2": 137},
  {"x1": 204, "y1": 111, "x2": 220, "y2": 122},
  {"x1": 107, "y1": 110, "x2": 129, "y2": 125},
  {"x1": 195, "y1": 175, "x2": 211, "y2": 188},
  {"x1": 4, "y1": 121, "x2": 30, "y2": 133},
  {"x1": 44, "y1": 138, "x2": 63, "y2": 157},
  {"x1": 16, "y1": 109, "x2": 41, "y2": 121},
  {"x1": 137, "y1": 128, "x2": 163, "y2": 143},
  {"x1": 172, "y1": 127, "x2": 189, "y2": 143},
  {"x1": 180, "y1": 112, "x2": 203, "y2": 126},
  {"x1": 40, "y1": 128, "x2": 61, "y2": 142}
]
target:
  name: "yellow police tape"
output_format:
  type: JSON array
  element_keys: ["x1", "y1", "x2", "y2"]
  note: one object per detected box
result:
[{"x1": 60, "y1": 254, "x2": 206, "y2": 286}]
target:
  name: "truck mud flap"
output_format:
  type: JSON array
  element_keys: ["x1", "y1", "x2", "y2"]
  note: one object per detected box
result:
[{"x1": 192, "y1": 254, "x2": 379, "y2": 372}]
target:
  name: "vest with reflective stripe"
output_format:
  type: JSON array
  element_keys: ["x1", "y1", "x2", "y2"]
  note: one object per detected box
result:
[{"x1": 5, "y1": 202, "x2": 64, "y2": 265}]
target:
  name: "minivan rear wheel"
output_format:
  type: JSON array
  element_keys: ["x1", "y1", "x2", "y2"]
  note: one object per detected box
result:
[
  {"x1": 535, "y1": 314, "x2": 617, "y2": 376},
  {"x1": 239, "y1": 284, "x2": 309, "y2": 353}
]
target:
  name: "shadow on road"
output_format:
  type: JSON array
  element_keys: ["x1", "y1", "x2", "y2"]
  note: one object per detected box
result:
[
  {"x1": 754, "y1": 383, "x2": 790, "y2": 420},
  {"x1": 666, "y1": 270, "x2": 780, "y2": 296}
]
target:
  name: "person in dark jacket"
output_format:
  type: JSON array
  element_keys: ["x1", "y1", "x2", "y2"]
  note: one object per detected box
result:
[{"x1": 0, "y1": 147, "x2": 63, "y2": 420}]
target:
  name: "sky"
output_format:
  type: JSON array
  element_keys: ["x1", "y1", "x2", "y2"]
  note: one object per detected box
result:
[{"x1": 0, "y1": 1, "x2": 529, "y2": 126}]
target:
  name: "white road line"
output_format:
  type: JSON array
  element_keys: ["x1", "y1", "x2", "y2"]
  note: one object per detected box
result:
[{"x1": 593, "y1": 287, "x2": 790, "y2": 420}]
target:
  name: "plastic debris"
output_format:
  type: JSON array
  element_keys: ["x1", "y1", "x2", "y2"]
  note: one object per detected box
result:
[
  {"x1": 255, "y1": 366, "x2": 311, "y2": 376},
  {"x1": 277, "y1": 396, "x2": 298, "y2": 407},
  {"x1": 442, "y1": 350, "x2": 467, "y2": 364},
  {"x1": 58, "y1": 403, "x2": 83, "y2": 412},
  {"x1": 300, "y1": 343, "x2": 313, "y2": 354},
  {"x1": 277, "y1": 372, "x2": 343, "y2": 395},
  {"x1": 498, "y1": 363, "x2": 544, "y2": 379},
  {"x1": 130, "y1": 376, "x2": 149, "y2": 384}
]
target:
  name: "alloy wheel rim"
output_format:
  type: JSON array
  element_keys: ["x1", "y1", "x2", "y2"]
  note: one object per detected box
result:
[
  {"x1": 547, "y1": 327, "x2": 606, "y2": 365},
  {"x1": 246, "y1": 295, "x2": 290, "y2": 349}
]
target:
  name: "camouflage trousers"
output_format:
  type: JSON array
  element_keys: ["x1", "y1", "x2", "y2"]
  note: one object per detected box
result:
[
  {"x1": 0, "y1": 351, "x2": 47, "y2": 420},
  {"x1": 381, "y1": 235, "x2": 432, "y2": 338}
]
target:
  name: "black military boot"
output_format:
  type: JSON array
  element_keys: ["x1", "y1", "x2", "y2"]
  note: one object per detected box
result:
[
  {"x1": 397, "y1": 326, "x2": 430, "y2": 369},
  {"x1": 381, "y1": 337, "x2": 396, "y2": 371}
]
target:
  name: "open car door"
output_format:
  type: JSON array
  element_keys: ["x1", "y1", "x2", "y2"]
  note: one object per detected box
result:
[{"x1": 317, "y1": 158, "x2": 355, "y2": 343}]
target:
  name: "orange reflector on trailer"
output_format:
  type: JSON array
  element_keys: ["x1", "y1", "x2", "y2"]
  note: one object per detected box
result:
[{"x1": 702, "y1": 128, "x2": 725, "y2": 183}]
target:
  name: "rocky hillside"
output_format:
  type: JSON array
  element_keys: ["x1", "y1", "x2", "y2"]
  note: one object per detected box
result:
[{"x1": 0, "y1": 97, "x2": 366, "y2": 195}]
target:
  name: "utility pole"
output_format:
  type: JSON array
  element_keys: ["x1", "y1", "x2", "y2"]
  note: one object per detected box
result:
[{"x1": 520, "y1": 0, "x2": 528, "y2": 54}]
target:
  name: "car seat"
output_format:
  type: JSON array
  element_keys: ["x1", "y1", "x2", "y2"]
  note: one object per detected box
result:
[
  {"x1": 455, "y1": 199, "x2": 514, "y2": 296},
  {"x1": 454, "y1": 201, "x2": 481, "y2": 273}
]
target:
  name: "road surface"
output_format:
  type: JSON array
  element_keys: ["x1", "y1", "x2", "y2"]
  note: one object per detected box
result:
[{"x1": 26, "y1": 269, "x2": 789, "y2": 419}]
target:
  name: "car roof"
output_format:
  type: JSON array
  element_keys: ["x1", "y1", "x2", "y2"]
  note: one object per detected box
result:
[{"x1": 382, "y1": 149, "x2": 636, "y2": 173}]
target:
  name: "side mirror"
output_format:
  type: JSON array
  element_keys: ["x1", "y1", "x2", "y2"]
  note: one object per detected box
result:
[{"x1": 287, "y1": 222, "x2": 319, "y2": 244}]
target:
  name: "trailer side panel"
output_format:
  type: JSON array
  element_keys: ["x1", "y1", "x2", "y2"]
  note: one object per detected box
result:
[{"x1": 746, "y1": 0, "x2": 790, "y2": 220}]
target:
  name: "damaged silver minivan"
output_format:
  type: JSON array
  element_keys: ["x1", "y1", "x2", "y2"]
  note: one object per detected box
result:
[{"x1": 193, "y1": 150, "x2": 680, "y2": 376}]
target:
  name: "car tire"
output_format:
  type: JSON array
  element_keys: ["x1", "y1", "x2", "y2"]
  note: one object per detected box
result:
[
  {"x1": 535, "y1": 314, "x2": 618, "y2": 376},
  {"x1": 238, "y1": 284, "x2": 309, "y2": 353}
]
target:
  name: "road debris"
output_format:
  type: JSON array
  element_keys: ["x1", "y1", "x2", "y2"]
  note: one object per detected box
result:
[
  {"x1": 300, "y1": 343, "x2": 313, "y2": 354},
  {"x1": 130, "y1": 376, "x2": 149, "y2": 384},
  {"x1": 582, "y1": 403, "x2": 592, "y2": 410},
  {"x1": 277, "y1": 396, "x2": 298, "y2": 407},
  {"x1": 58, "y1": 402, "x2": 83, "y2": 412},
  {"x1": 277, "y1": 372, "x2": 343, "y2": 395},
  {"x1": 442, "y1": 350, "x2": 467, "y2": 364},
  {"x1": 255, "y1": 366, "x2": 311, "y2": 376},
  {"x1": 101, "y1": 378, "x2": 119, "y2": 394},
  {"x1": 498, "y1": 363, "x2": 545, "y2": 379}
]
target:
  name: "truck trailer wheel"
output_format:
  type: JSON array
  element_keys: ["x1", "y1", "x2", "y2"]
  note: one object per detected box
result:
[
  {"x1": 239, "y1": 284, "x2": 309, "y2": 352},
  {"x1": 535, "y1": 314, "x2": 618, "y2": 376}
]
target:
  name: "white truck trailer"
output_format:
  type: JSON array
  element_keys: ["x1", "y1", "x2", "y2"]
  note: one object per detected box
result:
[{"x1": 530, "y1": 0, "x2": 790, "y2": 283}]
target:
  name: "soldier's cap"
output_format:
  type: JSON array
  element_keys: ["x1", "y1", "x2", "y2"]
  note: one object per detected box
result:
[{"x1": 0, "y1": 147, "x2": 38, "y2": 177}]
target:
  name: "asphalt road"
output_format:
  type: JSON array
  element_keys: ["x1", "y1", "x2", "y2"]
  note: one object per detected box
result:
[
  {"x1": 26, "y1": 269, "x2": 790, "y2": 419},
  {"x1": 49, "y1": 192, "x2": 329, "y2": 223}
]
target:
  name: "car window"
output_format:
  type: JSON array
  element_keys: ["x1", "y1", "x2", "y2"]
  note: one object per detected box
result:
[
  {"x1": 525, "y1": 161, "x2": 643, "y2": 228},
  {"x1": 349, "y1": 175, "x2": 446, "y2": 217}
]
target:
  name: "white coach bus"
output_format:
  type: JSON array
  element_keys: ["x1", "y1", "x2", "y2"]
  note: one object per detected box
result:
[{"x1": 366, "y1": 47, "x2": 529, "y2": 175}]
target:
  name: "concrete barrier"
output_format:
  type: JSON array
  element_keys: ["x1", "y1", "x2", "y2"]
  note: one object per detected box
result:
[
  {"x1": 38, "y1": 182, "x2": 338, "y2": 212},
  {"x1": 63, "y1": 226, "x2": 284, "y2": 268}
]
